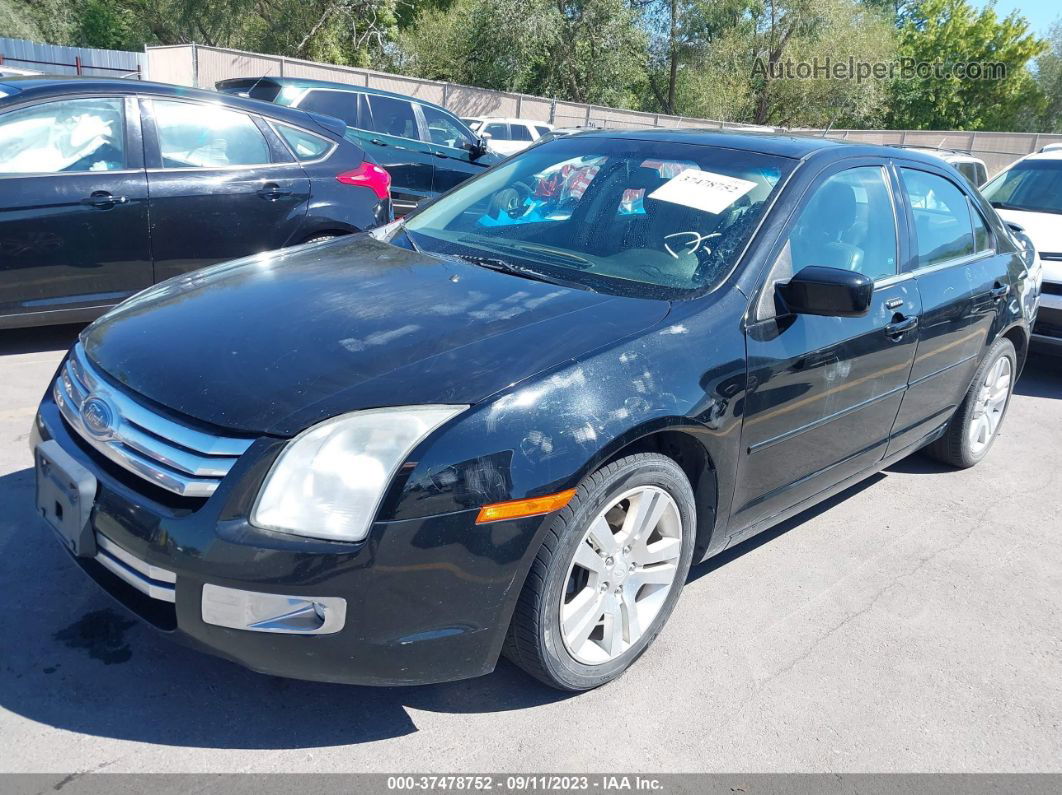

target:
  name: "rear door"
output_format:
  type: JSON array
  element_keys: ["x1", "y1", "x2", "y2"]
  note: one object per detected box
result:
[
  {"x1": 417, "y1": 103, "x2": 490, "y2": 195},
  {"x1": 353, "y1": 92, "x2": 434, "y2": 215},
  {"x1": 0, "y1": 95, "x2": 151, "y2": 321},
  {"x1": 886, "y1": 162, "x2": 1012, "y2": 453},
  {"x1": 141, "y1": 96, "x2": 310, "y2": 282}
]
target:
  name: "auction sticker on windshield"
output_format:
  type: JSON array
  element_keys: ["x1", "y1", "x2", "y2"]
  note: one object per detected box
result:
[{"x1": 648, "y1": 169, "x2": 758, "y2": 214}]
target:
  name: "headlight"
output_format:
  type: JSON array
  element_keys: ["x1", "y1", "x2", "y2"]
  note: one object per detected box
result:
[{"x1": 251, "y1": 405, "x2": 466, "y2": 542}]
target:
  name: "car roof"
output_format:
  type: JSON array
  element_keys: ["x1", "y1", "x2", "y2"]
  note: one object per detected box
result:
[
  {"x1": 1020, "y1": 149, "x2": 1062, "y2": 162},
  {"x1": 562, "y1": 127, "x2": 955, "y2": 165},
  {"x1": 216, "y1": 76, "x2": 457, "y2": 115},
  {"x1": 466, "y1": 117, "x2": 553, "y2": 126},
  {"x1": 0, "y1": 75, "x2": 346, "y2": 137}
]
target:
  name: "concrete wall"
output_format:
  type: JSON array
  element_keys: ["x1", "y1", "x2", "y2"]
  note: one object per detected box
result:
[{"x1": 145, "y1": 44, "x2": 1062, "y2": 175}]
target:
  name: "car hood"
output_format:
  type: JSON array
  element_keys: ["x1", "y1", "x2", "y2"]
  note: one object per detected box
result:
[
  {"x1": 82, "y1": 236, "x2": 670, "y2": 436},
  {"x1": 996, "y1": 208, "x2": 1062, "y2": 253}
]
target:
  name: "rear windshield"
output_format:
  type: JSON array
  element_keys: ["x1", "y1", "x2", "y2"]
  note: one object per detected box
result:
[
  {"x1": 403, "y1": 136, "x2": 793, "y2": 299},
  {"x1": 982, "y1": 160, "x2": 1062, "y2": 215}
]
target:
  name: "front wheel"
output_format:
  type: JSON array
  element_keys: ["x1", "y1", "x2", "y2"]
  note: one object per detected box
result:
[
  {"x1": 504, "y1": 453, "x2": 696, "y2": 691},
  {"x1": 926, "y1": 337, "x2": 1016, "y2": 468}
]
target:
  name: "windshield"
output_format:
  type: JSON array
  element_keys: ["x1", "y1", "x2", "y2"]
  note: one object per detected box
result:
[
  {"x1": 982, "y1": 160, "x2": 1062, "y2": 215},
  {"x1": 403, "y1": 137, "x2": 794, "y2": 298}
]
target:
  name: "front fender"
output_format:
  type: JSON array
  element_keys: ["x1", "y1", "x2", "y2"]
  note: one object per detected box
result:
[{"x1": 382, "y1": 288, "x2": 751, "y2": 542}]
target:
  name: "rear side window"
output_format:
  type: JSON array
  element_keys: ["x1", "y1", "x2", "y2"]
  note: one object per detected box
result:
[
  {"x1": 274, "y1": 123, "x2": 332, "y2": 161},
  {"x1": 364, "y1": 95, "x2": 418, "y2": 139},
  {"x1": 297, "y1": 90, "x2": 356, "y2": 128},
  {"x1": 0, "y1": 97, "x2": 125, "y2": 174},
  {"x1": 153, "y1": 100, "x2": 270, "y2": 168},
  {"x1": 901, "y1": 169, "x2": 975, "y2": 267},
  {"x1": 535, "y1": 125, "x2": 551, "y2": 137},
  {"x1": 510, "y1": 124, "x2": 533, "y2": 142}
]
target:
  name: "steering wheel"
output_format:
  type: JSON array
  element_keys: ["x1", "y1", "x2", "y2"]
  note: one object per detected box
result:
[{"x1": 487, "y1": 181, "x2": 534, "y2": 220}]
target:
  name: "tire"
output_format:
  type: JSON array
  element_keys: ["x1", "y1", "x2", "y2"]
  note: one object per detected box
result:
[
  {"x1": 504, "y1": 453, "x2": 696, "y2": 691},
  {"x1": 925, "y1": 337, "x2": 1017, "y2": 468}
]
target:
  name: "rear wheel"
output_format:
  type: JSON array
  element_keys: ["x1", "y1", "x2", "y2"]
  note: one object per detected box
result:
[
  {"x1": 926, "y1": 337, "x2": 1016, "y2": 468},
  {"x1": 504, "y1": 453, "x2": 696, "y2": 691}
]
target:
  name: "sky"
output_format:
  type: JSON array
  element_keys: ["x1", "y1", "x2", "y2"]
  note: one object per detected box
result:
[{"x1": 979, "y1": 0, "x2": 1059, "y2": 37}]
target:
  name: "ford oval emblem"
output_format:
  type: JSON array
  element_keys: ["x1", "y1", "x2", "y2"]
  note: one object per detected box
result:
[{"x1": 81, "y1": 396, "x2": 116, "y2": 440}]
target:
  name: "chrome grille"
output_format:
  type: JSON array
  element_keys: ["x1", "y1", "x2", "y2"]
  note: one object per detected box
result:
[{"x1": 54, "y1": 343, "x2": 254, "y2": 498}]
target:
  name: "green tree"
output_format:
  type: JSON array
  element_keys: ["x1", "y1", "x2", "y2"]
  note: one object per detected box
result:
[
  {"x1": 1031, "y1": 19, "x2": 1062, "y2": 132},
  {"x1": 886, "y1": 0, "x2": 1046, "y2": 130},
  {"x1": 399, "y1": 0, "x2": 646, "y2": 107}
]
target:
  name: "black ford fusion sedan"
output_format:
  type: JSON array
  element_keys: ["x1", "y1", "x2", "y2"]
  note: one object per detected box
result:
[
  {"x1": 0, "y1": 77, "x2": 391, "y2": 329},
  {"x1": 32, "y1": 130, "x2": 1034, "y2": 691}
]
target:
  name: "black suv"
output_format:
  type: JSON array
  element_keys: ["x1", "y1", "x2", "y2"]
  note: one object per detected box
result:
[
  {"x1": 216, "y1": 77, "x2": 500, "y2": 214},
  {"x1": 0, "y1": 77, "x2": 391, "y2": 328}
]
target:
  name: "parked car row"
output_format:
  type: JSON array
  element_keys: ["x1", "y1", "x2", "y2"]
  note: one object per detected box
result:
[
  {"x1": 0, "y1": 75, "x2": 391, "y2": 328},
  {"x1": 216, "y1": 77, "x2": 502, "y2": 214}
]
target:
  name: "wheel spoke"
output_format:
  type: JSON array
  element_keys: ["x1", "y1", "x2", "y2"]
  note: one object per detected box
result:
[
  {"x1": 585, "y1": 516, "x2": 618, "y2": 556},
  {"x1": 620, "y1": 585, "x2": 642, "y2": 643},
  {"x1": 572, "y1": 540, "x2": 605, "y2": 574},
  {"x1": 630, "y1": 562, "x2": 678, "y2": 588},
  {"x1": 600, "y1": 595, "x2": 623, "y2": 657},
  {"x1": 562, "y1": 588, "x2": 605, "y2": 650},
  {"x1": 631, "y1": 535, "x2": 681, "y2": 566},
  {"x1": 622, "y1": 489, "x2": 668, "y2": 542}
]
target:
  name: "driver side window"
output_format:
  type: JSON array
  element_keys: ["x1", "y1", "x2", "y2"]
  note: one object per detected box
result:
[
  {"x1": 789, "y1": 166, "x2": 898, "y2": 281},
  {"x1": 756, "y1": 166, "x2": 898, "y2": 320}
]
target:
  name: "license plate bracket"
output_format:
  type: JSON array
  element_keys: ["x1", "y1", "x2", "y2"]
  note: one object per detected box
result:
[{"x1": 35, "y1": 440, "x2": 97, "y2": 558}]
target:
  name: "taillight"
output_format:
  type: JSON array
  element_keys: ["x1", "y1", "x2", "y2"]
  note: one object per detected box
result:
[{"x1": 336, "y1": 162, "x2": 391, "y2": 200}]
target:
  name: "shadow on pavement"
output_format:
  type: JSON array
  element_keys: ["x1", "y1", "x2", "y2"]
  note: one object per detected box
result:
[
  {"x1": 0, "y1": 324, "x2": 85, "y2": 356},
  {"x1": 0, "y1": 464, "x2": 572, "y2": 750},
  {"x1": 1014, "y1": 356, "x2": 1061, "y2": 399}
]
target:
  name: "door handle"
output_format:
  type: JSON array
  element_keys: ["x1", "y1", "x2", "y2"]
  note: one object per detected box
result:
[
  {"x1": 81, "y1": 191, "x2": 127, "y2": 209},
  {"x1": 257, "y1": 184, "x2": 292, "y2": 200},
  {"x1": 885, "y1": 314, "x2": 919, "y2": 339},
  {"x1": 433, "y1": 151, "x2": 449, "y2": 159},
  {"x1": 989, "y1": 283, "x2": 1009, "y2": 301},
  {"x1": 369, "y1": 138, "x2": 387, "y2": 146}
]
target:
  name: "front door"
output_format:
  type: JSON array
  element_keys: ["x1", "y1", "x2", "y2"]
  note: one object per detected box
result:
[
  {"x1": 887, "y1": 164, "x2": 1014, "y2": 453},
  {"x1": 418, "y1": 103, "x2": 493, "y2": 194},
  {"x1": 732, "y1": 162, "x2": 920, "y2": 534},
  {"x1": 141, "y1": 97, "x2": 310, "y2": 282},
  {"x1": 0, "y1": 96, "x2": 151, "y2": 321}
]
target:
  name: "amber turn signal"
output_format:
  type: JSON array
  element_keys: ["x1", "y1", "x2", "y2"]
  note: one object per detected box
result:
[{"x1": 475, "y1": 489, "x2": 577, "y2": 524}]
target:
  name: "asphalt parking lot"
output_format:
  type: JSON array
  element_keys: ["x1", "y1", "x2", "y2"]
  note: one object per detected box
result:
[{"x1": 1, "y1": 324, "x2": 1060, "y2": 774}]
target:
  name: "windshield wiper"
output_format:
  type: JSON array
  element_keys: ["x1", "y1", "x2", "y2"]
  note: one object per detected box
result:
[{"x1": 444, "y1": 253, "x2": 567, "y2": 286}]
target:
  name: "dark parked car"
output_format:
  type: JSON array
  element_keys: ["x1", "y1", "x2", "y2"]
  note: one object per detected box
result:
[
  {"x1": 33, "y1": 131, "x2": 1034, "y2": 691},
  {"x1": 0, "y1": 76, "x2": 391, "y2": 329},
  {"x1": 216, "y1": 77, "x2": 500, "y2": 214}
]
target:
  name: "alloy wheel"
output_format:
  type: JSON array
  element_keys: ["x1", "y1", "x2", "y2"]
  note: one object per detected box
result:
[
  {"x1": 968, "y1": 355, "x2": 1012, "y2": 456},
  {"x1": 559, "y1": 486, "x2": 683, "y2": 665}
]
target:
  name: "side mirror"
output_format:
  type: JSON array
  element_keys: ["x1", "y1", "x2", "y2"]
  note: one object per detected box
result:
[
  {"x1": 1004, "y1": 221, "x2": 1036, "y2": 268},
  {"x1": 778, "y1": 266, "x2": 874, "y2": 318},
  {"x1": 466, "y1": 135, "x2": 491, "y2": 159}
]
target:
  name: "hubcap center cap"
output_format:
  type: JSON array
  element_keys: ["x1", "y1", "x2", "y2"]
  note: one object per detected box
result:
[{"x1": 611, "y1": 555, "x2": 629, "y2": 583}]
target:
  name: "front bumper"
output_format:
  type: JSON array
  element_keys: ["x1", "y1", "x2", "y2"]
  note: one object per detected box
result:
[
  {"x1": 1032, "y1": 291, "x2": 1062, "y2": 353},
  {"x1": 32, "y1": 394, "x2": 545, "y2": 686}
]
